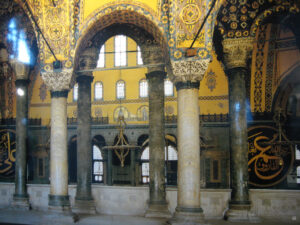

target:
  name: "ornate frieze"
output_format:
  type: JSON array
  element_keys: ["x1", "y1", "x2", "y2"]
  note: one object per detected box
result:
[
  {"x1": 222, "y1": 37, "x2": 254, "y2": 70},
  {"x1": 170, "y1": 58, "x2": 210, "y2": 83},
  {"x1": 41, "y1": 69, "x2": 73, "y2": 92}
]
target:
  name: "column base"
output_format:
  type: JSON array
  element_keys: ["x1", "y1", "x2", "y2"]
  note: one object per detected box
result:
[
  {"x1": 48, "y1": 194, "x2": 71, "y2": 212},
  {"x1": 11, "y1": 194, "x2": 30, "y2": 210},
  {"x1": 224, "y1": 203, "x2": 260, "y2": 223},
  {"x1": 145, "y1": 201, "x2": 171, "y2": 218},
  {"x1": 72, "y1": 198, "x2": 97, "y2": 214},
  {"x1": 167, "y1": 207, "x2": 207, "y2": 225}
]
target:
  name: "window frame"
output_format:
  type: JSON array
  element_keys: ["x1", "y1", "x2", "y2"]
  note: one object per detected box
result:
[
  {"x1": 137, "y1": 45, "x2": 143, "y2": 65},
  {"x1": 73, "y1": 83, "x2": 78, "y2": 102},
  {"x1": 139, "y1": 79, "x2": 148, "y2": 98},
  {"x1": 164, "y1": 79, "x2": 174, "y2": 97},
  {"x1": 92, "y1": 145, "x2": 104, "y2": 183},
  {"x1": 97, "y1": 44, "x2": 105, "y2": 68},
  {"x1": 116, "y1": 80, "x2": 126, "y2": 100},
  {"x1": 114, "y1": 35, "x2": 127, "y2": 67},
  {"x1": 94, "y1": 81, "x2": 103, "y2": 101}
]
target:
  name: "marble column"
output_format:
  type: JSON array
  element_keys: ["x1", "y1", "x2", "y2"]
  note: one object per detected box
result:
[
  {"x1": 13, "y1": 78, "x2": 30, "y2": 209},
  {"x1": 48, "y1": 90, "x2": 70, "y2": 211},
  {"x1": 107, "y1": 150, "x2": 113, "y2": 185},
  {"x1": 73, "y1": 75, "x2": 96, "y2": 214},
  {"x1": 222, "y1": 37, "x2": 259, "y2": 222},
  {"x1": 167, "y1": 59, "x2": 210, "y2": 225},
  {"x1": 145, "y1": 71, "x2": 171, "y2": 218}
]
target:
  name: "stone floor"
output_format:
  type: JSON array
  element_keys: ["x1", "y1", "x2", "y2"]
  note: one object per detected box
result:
[{"x1": 0, "y1": 209, "x2": 299, "y2": 225}]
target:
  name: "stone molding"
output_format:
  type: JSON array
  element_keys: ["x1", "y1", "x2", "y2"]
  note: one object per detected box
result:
[
  {"x1": 170, "y1": 58, "x2": 210, "y2": 83},
  {"x1": 222, "y1": 37, "x2": 254, "y2": 70},
  {"x1": 146, "y1": 71, "x2": 166, "y2": 80},
  {"x1": 175, "y1": 81, "x2": 200, "y2": 91},
  {"x1": 41, "y1": 69, "x2": 73, "y2": 91},
  {"x1": 76, "y1": 75, "x2": 94, "y2": 83}
]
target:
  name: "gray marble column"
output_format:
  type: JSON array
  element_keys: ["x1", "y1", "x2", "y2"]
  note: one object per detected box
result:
[
  {"x1": 169, "y1": 81, "x2": 204, "y2": 225},
  {"x1": 107, "y1": 150, "x2": 113, "y2": 185},
  {"x1": 145, "y1": 71, "x2": 171, "y2": 218},
  {"x1": 13, "y1": 79, "x2": 30, "y2": 209},
  {"x1": 73, "y1": 75, "x2": 96, "y2": 214},
  {"x1": 48, "y1": 90, "x2": 70, "y2": 211}
]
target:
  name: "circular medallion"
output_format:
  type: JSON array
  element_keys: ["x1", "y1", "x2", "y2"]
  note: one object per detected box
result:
[
  {"x1": 248, "y1": 126, "x2": 294, "y2": 187},
  {"x1": 48, "y1": 23, "x2": 65, "y2": 41},
  {"x1": 180, "y1": 4, "x2": 201, "y2": 25},
  {"x1": 0, "y1": 130, "x2": 16, "y2": 178}
]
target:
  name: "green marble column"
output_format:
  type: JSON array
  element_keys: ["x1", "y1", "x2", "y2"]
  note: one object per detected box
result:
[
  {"x1": 13, "y1": 79, "x2": 30, "y2": 209},
  {"x1": 227, "y1": 68, "x2": 250, "y2": 207},
  {"x1": 74, "y1": 75, "x2": 96, "y2": 214},
  {"x1": 107, "y1": 150, "x2": 113, "y2": 185},
  {"x1": 145, "y1": 71, "x2": 170, "y2": 218},
  {"x1": 48, "y1": 90, "x2": 70, "y2": 210}
]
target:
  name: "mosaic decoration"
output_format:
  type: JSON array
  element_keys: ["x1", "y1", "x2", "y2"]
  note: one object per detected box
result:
[
  {"x1": 165, "y1": 105, "x2": 174, "y2": 115},
  {"x1": 136, "y1": 105, "x2": 149, "y2": 121},
  {"x1": 265, "y1": 24, "x2": 277, "y2": 112},
  {"x1": 0, "y1": 130, "x2": 16, "y2": 178},
  {"x1": 113, "y1": 106, "x2": 129, "y2": 122},
  {"x1": 216, "y1": 0, "x2": 299, "y2": 38},
  {"x1": 94, "y1": 107, "x2": 103, "y2": 117},
  {"x1": 39, "y1": 82, "x2": 47, "y2": 102},
  {"x1": 206, "y1": 69, "x2": 216, "y2": 92},
  {"x1": 248, "y1": 125, "x2": 294, "y2": 187},
  {"x1": 253, "y1": 24, "x2": 267, "y2": 112}
]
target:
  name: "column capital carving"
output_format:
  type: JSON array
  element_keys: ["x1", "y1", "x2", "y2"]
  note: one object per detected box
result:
[
  {"x1": 222, "y1": 37, "x2": 254, "y2": 70},
  {"x1": 76, "y1": 75, "x2": 94, "y2": 84},
  {"x1": 50, "y1": 90, "x2": 69, "y2": 98},
  {"x1": 141, "y1": 44, "x2": 165, "y2": 72},
  {"x1": 9, "y1": 59, "x2": 30, "y2": 80},
  {"x1": 41, "y1": 69, "x2": 73, "y2": 91},
  {"x1": 146, "y1": 71, "x2": 166, "y2": 80},
  {"x1": 78, "y1": 47, "x2": 99, "y2": 75},
  {"x1": 170, "y1": 58, "x2": 210, "y2": 84}
]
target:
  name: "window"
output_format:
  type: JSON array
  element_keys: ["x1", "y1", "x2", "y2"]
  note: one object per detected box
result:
[
  {"x1": 93, "y1": 145, "x2": 104, "y2": 183},
  {"x1": 94, "y1": 82, "x2": 103, "y2": 100},
  {"x1": 296, "y1": 145, "x2": 300, "y2": 160},
  {"x1": 139, "y1": 79, "x2": 148, "y2": 98},
  {"x1": 97, "y1": 45, "x2": 105, "y2": 68},
  {"x1": 115, "y1": 35, "x2": 127, "y2": 67},
  {"x1": 297, "y1": 166, "x2": 300, "y2": 184},
  {"x1": 137, "y1": 46, "x2": 143, "y2": 65},
  {"x1": 164, "y1": 79, "x2": 174, "y2": 97},
  {"x1": 73, "y1": 83, "x2": 78, "y2": 101},
  {"x1": 141, "y1": 144, "x2": 178, "y2": 185},
  {"x1": 116, "y1": 80, "x2": 125, "y2": 99},
  {"x1": 141, "y1": 147, "x2": 150, "y2": 184}
]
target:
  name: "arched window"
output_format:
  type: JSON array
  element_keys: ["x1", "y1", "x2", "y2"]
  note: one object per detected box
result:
[
  {"x1": 93, "y1": 145, "x2": 104, "y2": 183},
  {"x1": 137, "y1": 46, "x2": 143, "y2": 65},
  {"x1": 73, "y1": 83, "x2": 78, "y2": 102},
  {"x1": 94, "y1": 82, "x2": 103, "y2": 101},
  {"x1": 116, "y1": 80, "x2": 125, "y2": 99},
  {"x1": 140, "y1": 144, "x2": 177, "y2": 185},
  {"x1": 97, "y1": 44, "x2": 105, "y2": 68},
  {"x1": 139, "y1": 79, "x2": 148, "y2": 98},
  {"x1": 115, "y1": 35, "x2": 127, "y2": 67},
  {"x1": 164, "y1": 79, "x2": 174, "y2": 97},
  {"x1": 296, "y1": 145, "x2": 300, "y2": 160},
  {"x1": 141, "y1": 147, "x2": 149, "y2": 184}
]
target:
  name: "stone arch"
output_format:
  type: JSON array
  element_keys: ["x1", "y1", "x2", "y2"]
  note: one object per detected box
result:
[{"x1": 74, "y1": 5, "x2": 170, "y2": 75}]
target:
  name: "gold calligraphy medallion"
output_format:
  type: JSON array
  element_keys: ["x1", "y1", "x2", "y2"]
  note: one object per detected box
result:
[{"x1": 0, "y1": 130, "x2": 16, "y2": 178}]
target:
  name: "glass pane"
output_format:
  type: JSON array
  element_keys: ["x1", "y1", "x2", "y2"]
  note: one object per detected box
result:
[
  {"x1": 142, "y1": 162, "x2": 149, "y2": 176},
  {"x1": 73, "y1": 84, "x2": 78, "y2": 101},
  {"x1": 97, "y1": 45, "x2": 105, "y2": 68},
  {"x1": 167, "y1": 146, "x2": 177, "y2": 160},
  {"x1": 93, "y1": 161, "x2": 103, "y2": 175},
  {"x1": 115, "y1": 35, "x2": 127, "y2": 66},
  {"x1": 297, "y1": 167, "x2": 300, "y2": 184},
  {"x1": 141, "y1": 147, "x2": 149, "y2": 160},
  {"x1": 93, "y1": 145, "x2": 102, "y2": 160},
  {"x1": 117, "y1": 81, "x2": 125, "y2": 99},
  {"x1": 164, "y1": 80, "x2": 174, "y2": 96},
  {"x1": 95, "y1": 82, "x2": 103, "y2": 100},
  {"x1": 296, "y1": 145, "x2": 300, "y2": 160},
  {"x1": 137, "y1": 46, "x2": 143, "y2": 65},
  {"x1": 139, "y1": 80, "x2": 148, "y2": 97}
]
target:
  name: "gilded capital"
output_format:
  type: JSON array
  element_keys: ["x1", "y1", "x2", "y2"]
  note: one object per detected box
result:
[
  {"x1": 170, "y1": 58, "x2": 210, "y2": 84},
  {"x1": 41, "y1": 69, "x2": 73, "y2": 91},
  {"x1": 222, "y1": 37, "x2": 254, "y2": 69},
  {"x1": 10, "y1": 59, "x2": 30, "y2": 80}
]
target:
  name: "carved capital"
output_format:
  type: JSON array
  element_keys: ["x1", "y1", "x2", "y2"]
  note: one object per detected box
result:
[
  {"x1": 41, "y1": 69, "x2": 73, "y2": 91},
  {"x1": 10, "y1": 59, "x2": 30, "y2": 80},
  {"x1": 141, "y1": 44, "x2": 165, "y2": 72},
  {"x1": 78, "y1": 47, "x2": 99, "y2": 73},
  {"x1": 170, "y1": 59, "x2": 210, "y2": 83},
  {"x1": 222, "y1": 37, "x2": 254, "y2": 69}
]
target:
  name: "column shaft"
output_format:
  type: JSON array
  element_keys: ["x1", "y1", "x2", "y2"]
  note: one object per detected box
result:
[
  {"x1": 227, "y1": 68, "x2": 250, "y2": 206},
  {"x1": 176, "y1": 83, "x2": 202, "y2": 211},
  {"x1": 107, "y1": 150, "x2": 113, "y2": 185},
  {"x1": 49, "y1": 91, "x2": 70, "y2": 208},
  {"x1": 14, "y1": 79, "x2": 29, "y2": 199},
  {"x1": 147, "y1": 71, "x2": 166, "y2": 205},
  {"x1": 76, "y1": 75, "x2": 93, "y2": 200}
]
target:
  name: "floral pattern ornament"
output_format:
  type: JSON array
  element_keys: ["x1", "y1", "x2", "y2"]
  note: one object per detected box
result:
[
  {"x1": 39, "y1": 82, "x2": 47, "y2": 102},
  {"x1": 206, "y1": 70, "x2": 216, "y2": 92}
]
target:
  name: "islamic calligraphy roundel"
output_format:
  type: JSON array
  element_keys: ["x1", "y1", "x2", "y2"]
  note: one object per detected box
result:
[
  {"x1": 0, "y1": 130, "x2": 16, "y2": 178},
  {"x1": 248, "y1": 126, "x2": 294, "y2": 187}
]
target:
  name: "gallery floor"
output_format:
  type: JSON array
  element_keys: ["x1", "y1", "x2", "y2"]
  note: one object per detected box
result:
[{"x1": 0, "y1": 209, "x2": 299, "y2": 225}]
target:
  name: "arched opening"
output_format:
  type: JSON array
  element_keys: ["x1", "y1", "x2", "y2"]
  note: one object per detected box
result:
[{"x1": 68, "y1": 135, "x2": 77, "y2": 184}]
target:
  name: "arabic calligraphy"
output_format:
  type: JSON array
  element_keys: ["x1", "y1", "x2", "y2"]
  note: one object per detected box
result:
[
  {"x1": 0, "y1": 130, "x2": 16, "y2": 178},
  {"x1": 248, "y1": 126, "x2": 293, "y2": 187}
]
